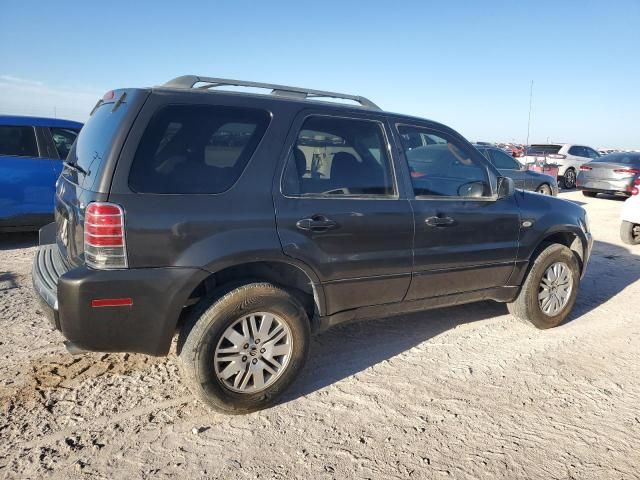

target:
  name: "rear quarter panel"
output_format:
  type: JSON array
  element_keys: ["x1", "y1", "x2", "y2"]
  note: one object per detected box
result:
[{"x1": 108, "y1": 90, "x2": 303, "y2": 272}]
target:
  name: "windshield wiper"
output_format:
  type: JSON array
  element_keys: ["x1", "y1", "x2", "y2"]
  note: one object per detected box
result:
[{"x1": 64, "y1": 161, "x2": 89, "y2": 176}]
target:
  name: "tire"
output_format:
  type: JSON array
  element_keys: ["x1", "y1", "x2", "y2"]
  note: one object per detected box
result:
[
  {"x1": 561, "y1": 168, "x2": 577, "y2": 189},
  {"x1": 582, "y1": 190, "x2": 597, "y2": 198},
  {"x1": 620, "y1": 220, "x2": 640, "y2": 245},
  {"x1": 536, "y1": 183, "x2": 552, "y2": 195},
  {"x1": 507, "y1": 244, "x2": 580, "y2": 329},
  {"x1": 178, "y1": 282, "x2": 310, "y2": 414}
]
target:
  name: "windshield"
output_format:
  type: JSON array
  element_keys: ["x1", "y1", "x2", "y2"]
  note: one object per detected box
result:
[{"x1": 65, "y1": 98, "x2": 131, "y2": 190}]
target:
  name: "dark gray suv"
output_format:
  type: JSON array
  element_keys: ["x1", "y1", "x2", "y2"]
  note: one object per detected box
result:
[{"x1": 32, "y1": 75, "x2": 592, "y2": 413}]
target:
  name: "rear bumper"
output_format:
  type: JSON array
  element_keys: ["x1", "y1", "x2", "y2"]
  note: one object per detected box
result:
[
  {"x1": 577, "y1": 177, "x2": 633, "y2": 194},
  {"x1": 32, "y1": 238, "x2": 208, "y2": 356}
]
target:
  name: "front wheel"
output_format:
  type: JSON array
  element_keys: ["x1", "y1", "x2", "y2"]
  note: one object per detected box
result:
[
  {"x1": 561, "y1": 168, "x2": 577, "y2": 189},
  {"x1": 620, "y1": 220, "x2": 640, "y2": 245},
  {"x1": 507, "y1": 244, "x2": 580, "y2": 329},
  {"x1": 178, "y1": 282, "x2": 310, "y2": 414},
  {"x1": 536, "y1": 183, "x2": 552, "y2": 195}
]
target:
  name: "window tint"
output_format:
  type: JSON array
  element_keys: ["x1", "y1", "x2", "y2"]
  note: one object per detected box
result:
[
  {"x1": 584, "y1": 147, "x2": 600, "y2": 159},
  {"x1": 568, "y1": 146, "x2": 587, "y2": 157},
  {"x1": 0, "y1": 126, "x2": 38, "y2": 157},
  {"x1": 129, "y1": 105, "x2": 270, "y2": 194},
  {"x1": 50, "y1": 127, "x2": 79, "y2": 160},
  {"x1": 398, "y1": 125, "x2": 491, "y2": 198},
  {"x1": 490, "y1": 149, "x2": 520, "y2": 169},
  {"x1": 593, "y1": 153, "x2": 640, "y2": 166},
  {"x1": 68, "y1": 101, "x2": 131, "y2": 190},
  {"x1": 527, "y1": 145, "x2": 562, "y2": 155},
  {"x1": 282, "y1": 116, "x2": 394, "y2": 197}
]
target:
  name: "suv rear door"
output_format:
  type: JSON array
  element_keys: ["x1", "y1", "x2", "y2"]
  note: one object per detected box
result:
[
  {"x1": 392, "y1": 121, "x2": 521, "y2": 299},
  {"x1": 55, "y1": 89, "x2": 149, "y2": 265},
  {"x1": 274, "y1": 110, "x2": 413, "y2": 315}
]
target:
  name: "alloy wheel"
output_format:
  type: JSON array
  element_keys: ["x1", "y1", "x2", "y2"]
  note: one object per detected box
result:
[
  {"x1": 214, "y1": 312, "x2": 293, "y2": 393},
  {"x1": 538, "y1": 262, "x2": 573, "y2": 316}
]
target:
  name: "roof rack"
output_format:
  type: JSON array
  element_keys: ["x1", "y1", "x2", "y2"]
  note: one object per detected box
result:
[{"x1": 162, "y1": 75, "x2": 381, "y2": 110}]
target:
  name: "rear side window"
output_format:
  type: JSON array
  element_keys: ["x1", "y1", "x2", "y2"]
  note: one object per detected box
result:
[
  {"x1": 129, "y1": 105, "x2": 270, "y2": 194},
  {"x1": 0, "y1": 125, "x2": 38, "y2": 157},
  {"x1": 50, "y1": 127, "x2": 79, "y2": 160},
  {"x1": 282, "y1": 116, "x2": 395, "y2": 197}
]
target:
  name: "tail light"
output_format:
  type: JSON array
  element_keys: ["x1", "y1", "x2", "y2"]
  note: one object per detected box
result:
[
  {"x1": 613, "y1": 168, "x2": 640, "y2": 174},
  {"x1": 84, "y1": 202, "x2": 128, "y2": 269},
  {"x1": 548, "y1": 154, "x2": 567, "y2": 159},
  {"x1": 631, "y1": 178, "x2": 640, "y2": 196},
  {"x1": 580, "y1": 165, "x2": 592, "y2": 171}
]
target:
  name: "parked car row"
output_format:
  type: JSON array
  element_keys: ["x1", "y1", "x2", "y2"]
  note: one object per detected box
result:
[
  {"x1": 0, "y1": 115, "x2": 82, "y2": 231},
  {"x1": 474, "y1": 145, "x2": 558, "y2": 195}
]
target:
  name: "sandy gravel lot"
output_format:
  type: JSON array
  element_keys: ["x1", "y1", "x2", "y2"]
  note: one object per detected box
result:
[{"x1": 0, "y1": 190, "x2": 638, "y2": 479}]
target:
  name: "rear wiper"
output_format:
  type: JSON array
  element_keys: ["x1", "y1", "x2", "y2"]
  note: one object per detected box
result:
[{"x1": 64, "y1": 161, "x2": 89, "y2": 176}]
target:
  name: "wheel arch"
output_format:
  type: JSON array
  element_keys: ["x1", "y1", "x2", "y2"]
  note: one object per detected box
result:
[
  {"x1": 510, "y1": 227, "x2": 587, "y2": 288},
  {"x1": 179, "y1": 259, "x2": 325, "y2": 332}
]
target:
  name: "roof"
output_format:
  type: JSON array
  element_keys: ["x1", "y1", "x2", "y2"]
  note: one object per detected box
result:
[
  {"x1": 161, "y1": 75, "x2": 381, "y2": 110},
  {"x1": 0, "y1": 115, "x2": 83, "y2": 129}
]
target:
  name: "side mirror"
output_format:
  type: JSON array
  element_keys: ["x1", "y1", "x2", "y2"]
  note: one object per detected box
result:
[{"x1": 497, "y1": 176, "x2": 515, "y2": 198}]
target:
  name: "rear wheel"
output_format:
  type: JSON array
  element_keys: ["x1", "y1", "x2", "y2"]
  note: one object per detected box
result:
[
  {"x1": 178, "y1": 282, "x2": 310, "y2": 414},
  {"x1": 620, "y1": 221, "x2": 640, "y2": 245},
  {"x1": 508, "y1": 244, "x2": 580, "y2": 329},
  {"x1": 582, "y1": 190, "x2": 597, "y2": 198},
  {"x1": 561, "y1": 168, "x2": 577, "y2": 189},
  {"x1": 536, "y1": 183, "x2": 552, "y2": 195}
]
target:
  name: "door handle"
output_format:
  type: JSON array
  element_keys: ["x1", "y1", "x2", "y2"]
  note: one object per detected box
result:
[
  {"x1": 296, "y1": 215, "x2": 339, "y2": 232},
  {"x1": 425, "y1": 216, "x2": 455, "y2": 227}
]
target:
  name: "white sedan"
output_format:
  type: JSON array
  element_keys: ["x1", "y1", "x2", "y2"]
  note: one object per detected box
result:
[{"x1": 621, "y1": 186, "x2": 640, "y2": 244}]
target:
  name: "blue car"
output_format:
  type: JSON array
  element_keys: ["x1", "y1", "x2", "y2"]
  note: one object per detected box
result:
[{"x1": 0, "y1": 115, "x2": 82, "y2": 231}]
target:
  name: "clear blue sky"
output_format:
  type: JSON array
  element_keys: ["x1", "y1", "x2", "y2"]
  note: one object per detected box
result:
[{"x1": 2, "y1": 0, "x2": 639, "y2": 148}]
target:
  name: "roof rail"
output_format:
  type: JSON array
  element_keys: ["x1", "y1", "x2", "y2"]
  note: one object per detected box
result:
[{"x1": 162, "y1": 75, "x2": 381, "y2": 110}]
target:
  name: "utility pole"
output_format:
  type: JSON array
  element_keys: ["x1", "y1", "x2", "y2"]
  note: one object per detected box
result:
[{"x1": 526, "y1": 80, "x2": 533, "y2": 146}]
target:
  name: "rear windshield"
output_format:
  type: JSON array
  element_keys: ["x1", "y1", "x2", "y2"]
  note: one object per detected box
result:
[
  {"x1": 67, "y1": 100, "x2": 130, "y2": 190},
  {"x1": 129, "y1": 105, "x2": 270, "y2": 194},
  {"x1": 593, "y1": 152, "x2": 640, "y2": 165},
  {"x1": 527, "y1": 144, "x2": 562, "y2": 155}
]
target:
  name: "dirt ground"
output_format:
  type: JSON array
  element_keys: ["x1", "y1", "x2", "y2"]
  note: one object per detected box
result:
[{"x1": 0, "y1": 190, "x2": 638, "y2": 480}]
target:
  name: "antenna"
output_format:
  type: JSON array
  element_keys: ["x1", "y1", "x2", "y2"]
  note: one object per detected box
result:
[{"x1": 526, "y1": 80, "x2": 533, "y2": 146}]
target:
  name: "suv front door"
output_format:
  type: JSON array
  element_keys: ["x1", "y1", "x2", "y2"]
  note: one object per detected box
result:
[
  {"x1": 393, "y1": 123, "x2": 521, "y2": 300},
  {"x1": 274, "y1": 112, "x2": 413, "y2": 315}
]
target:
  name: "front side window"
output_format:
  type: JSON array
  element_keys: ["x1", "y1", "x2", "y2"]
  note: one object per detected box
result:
[
  {"x1": 282, "y1": 116, "x2": 394, "y2": 197},
  {"x1": 397, "y1": 125, "x2": 491, "y2": 198},
  {"x1": 129, "y1": 105, "x2": 270, "y2": 194},
  {"x1": 491, "y1": 149, "x2": 520, "y2": 169},
  {"x1": 0, "y1": 125, "x2": 38, "y2": 157},
  {"x1": 568, "y1": 146, "x2": 587, "y2": 157},
  {"x1": 50, "y1": 127, "x2": 79, "y2": 160}
]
